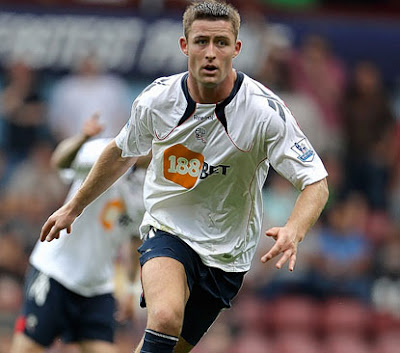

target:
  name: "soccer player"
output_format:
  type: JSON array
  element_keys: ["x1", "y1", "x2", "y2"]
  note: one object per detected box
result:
[
  {"x1": 39, "y1": 1, "x2": 329, "y2": 353},
  {"x1": 10, "y1": 114, "x2": 149, "y2": 353}
]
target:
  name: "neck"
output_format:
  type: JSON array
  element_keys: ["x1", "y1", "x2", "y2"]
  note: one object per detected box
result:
[{"x1": 187, "y1": 70, "x2": 237, "y2": 104}]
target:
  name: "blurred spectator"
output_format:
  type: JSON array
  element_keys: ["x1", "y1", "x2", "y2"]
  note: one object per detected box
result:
[
  {"x1": 256, "y1": 36, "x2": 336, "y2": 155},
  {"x1": 0, "y1": 230, "x2": 28, "y2": 282},
  {"x1": 323, "y1": 332, "x2": 373, "y2": 353},
  {"x1": 138, "y1": 0, "x2": 165, "y2": 14},
  {"x1": 257, "y1": 40, "x2": 292, "y2": 93},
  {"x1": 341, "y1": 60, "x2": 397, "y2": 210},
  {"x1": 0, "y1": 274, "x2": 23, "y2": 353},
  {"x1": 388, "y1": 167, "x2": 400, "y2": 227},
  {"x1": 259, "y1": 0, "x2": 321, "y2": 11},
  {"x1": 272, "y1": 331, "x2": 322, "y2": 353},
  {"x1": 192, "y1": 321, "x2": 234, "y2": 353},
  {"x1": 388, "y1": 109, "x2": 400, "y2": 223},
  {"x1": 48, "y1": 54, "x2": 132, "y2": 141},
  {"x1": 247, "y1": 172, "x2": 319, "y2": 299},
  {"x1": 0, "y1": 232, "x2": 25, "y2": 353},
  {"x1": 266, "y1": 295, "x2": 320, "y2": 336},
  {"x1": 307, "y1": 193, "x2": 373, "y2": 302},
  {"x1": 2, "y1": 140, "x2": 67, "y2": 251},
  {"x1": 371, "y1": 227, "x2": 400, "y2": 318},
  {"x1": 374, "y1": 331, "x2": 400, "y2": 353},
  {"x1": 77, "y1": 0, "x2": 137, "y2": 4},
  {"x1": 0, "y1": 275, "x2": 23, "y2": 314},
  {"x1": 0, "y1": 149, "x2": 8, "y2": 188},
  {"x1": 322, "y1": 152, "x2": 345, "y2": 209},
  {"x1": 230, "y1": 331, "x2": 273, "y2": 353},
  {"x1": 0, "y1": 60, "x2": 50, "y2": 169},
  {"x1": 262, "y1": 171, "x2": 299, "y2": 231},
  {"x1": 318, "y1": 298, "x2": 373, "y2": 338},
  {"x1": 290, "y1": 34, "x2": 347, "y2": 134},
  {"x1": 241, "y1": 6, "x2": 293, "y2": 81}
]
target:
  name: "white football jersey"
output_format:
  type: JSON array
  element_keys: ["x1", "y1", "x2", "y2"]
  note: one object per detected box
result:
[
  {"x1": 30, "y1": 138, "x2": 146, "y2": 297},
  {"x1": 116, "y1": 72, "x2": 328, "y2": 272}
]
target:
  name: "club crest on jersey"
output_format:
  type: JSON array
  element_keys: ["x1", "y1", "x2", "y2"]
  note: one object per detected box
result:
[
  {"x1": 291, "y1": 138, "x2": 314, "y2": 162},
  {"x1": 195, "y1": 127, "x2": 207, "y2": 144}
]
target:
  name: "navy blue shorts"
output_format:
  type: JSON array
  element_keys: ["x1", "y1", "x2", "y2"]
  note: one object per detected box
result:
[
  {"x1": 138, "y1": 230, "x2": 246, "y2": 346},
  {"x1": 15, "y1": 266, "x2": 116, "y2": 347}
]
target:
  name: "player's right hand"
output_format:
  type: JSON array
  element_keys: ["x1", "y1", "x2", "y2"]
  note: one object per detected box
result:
[
  {"x1": 40, "y1": 204, "x2": 79, "y2": 242},
  {"x1": 82, "y1": 112, "x2": 104, "y2": 138}
]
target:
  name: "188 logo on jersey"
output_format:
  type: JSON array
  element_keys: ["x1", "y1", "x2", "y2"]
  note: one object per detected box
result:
[{"x1": 164, "y1": 144, "x2": 204, "y2": 189}]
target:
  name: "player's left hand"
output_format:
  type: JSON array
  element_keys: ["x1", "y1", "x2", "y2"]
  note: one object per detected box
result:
[{"x1": 260, "y1": 226, "x2": 300, "y2": 271}]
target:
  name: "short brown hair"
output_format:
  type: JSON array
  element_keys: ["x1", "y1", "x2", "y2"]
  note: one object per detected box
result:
[{"x1": 183, "y1": 0, "x2": 241, "y2": 40}]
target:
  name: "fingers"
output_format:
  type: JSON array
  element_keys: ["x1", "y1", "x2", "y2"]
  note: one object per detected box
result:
[
  {"x1": 275, "y1": 250, "x2": 291, "y2": 269},
  {"x1": 46, "y1": 225, "x2": 64, "y2": 242},
  {"x1": 91, "y1": 112, "x2": 100, "y2": 120},
  {"x1": 261, "y1": 240, "x2": 298, "y2": 271},
  {"x1": 40, "y1": 218, "x2": 67, "y2": 242},
  {"x1": 261, "y1": 242, "x2": 281, "y2": 263},
  {"x1": 288, "y1": 253, "x2": 297, "y2": 272},
  {"x1": 83, "y1": 112, "x2": 104, "y2": 137},
  {"x1": 40, "y1": 219, "x2": 54, "y2": 242},
  {"x1": 265, "y1": 227, "x2": 279, "y2": 239},
  {"x1": 275, "y1": 251, "x2": 297, "y2": 271}
]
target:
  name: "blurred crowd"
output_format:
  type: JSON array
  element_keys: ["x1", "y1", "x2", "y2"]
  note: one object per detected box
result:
[{"x1": 0, "y1": 3, "x2": 400, "y2": 353}]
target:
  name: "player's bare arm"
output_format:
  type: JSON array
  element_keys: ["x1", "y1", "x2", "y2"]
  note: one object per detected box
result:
[
  {"x1": 261, "y1": 177, "x2": 329, "y2": 271},
  {"x1": 40, "y1": 140, "x2": 137, "y2": 242},
  {"x1": 51, "y1": 113, "x2": 104, "y2": 169}
]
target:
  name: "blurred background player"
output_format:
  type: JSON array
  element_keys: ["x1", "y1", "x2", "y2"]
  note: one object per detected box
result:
[{"x1": 10, "y1": 114, "x2": 149, "y2": 353}]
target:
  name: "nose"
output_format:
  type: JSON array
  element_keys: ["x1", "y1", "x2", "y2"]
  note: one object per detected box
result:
[{"x1": 205, "y1": 43, "x2": 216, "y2": 61}]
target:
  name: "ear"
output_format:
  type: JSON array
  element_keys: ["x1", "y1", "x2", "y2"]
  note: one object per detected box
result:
[
  {"x1": 233, "y1": 40, "x2": 242, "y2": 58},
  {"x1": 179, "y1": 37, "x2": 188, "y2": 57}
]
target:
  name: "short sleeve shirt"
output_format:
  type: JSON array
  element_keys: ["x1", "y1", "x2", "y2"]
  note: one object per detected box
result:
[{"x1": 116, "y1": 72, "x2": 327, "y2": 272}]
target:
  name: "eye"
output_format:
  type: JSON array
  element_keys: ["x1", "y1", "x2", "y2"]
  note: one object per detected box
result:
[
  {"x1": 217, "y1": 40, "x2": 227, "y2": 46},
  {"x1": 195, "y1": 39, "x2": 207, "y2": 45}
]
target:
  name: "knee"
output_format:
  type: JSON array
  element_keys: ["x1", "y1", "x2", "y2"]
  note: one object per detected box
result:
[{"x1": 149, "y1": 305, "x2": 184, "y2": 335}]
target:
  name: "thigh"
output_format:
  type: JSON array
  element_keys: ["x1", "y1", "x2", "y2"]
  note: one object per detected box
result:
[
  {"x1": 80, "y1": 340, "x2": 118, "y2": 353},
  {"x1": 141, "y1": 257, "x2": 190, "y2": 329},
  {"x1": 10, "y1": 332, "x2": 45, "y2": 353},
  {"x1": 138, "y1": 231, "x2": 197, "y2": 328}
]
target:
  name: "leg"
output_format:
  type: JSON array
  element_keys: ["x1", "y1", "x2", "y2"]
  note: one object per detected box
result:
[
  {"x1": 134, "y1": 332, "x2": 193, "y2": 353},
  {"x1": 11, "y1": 268, "x2": 65, "y2": 352},
  {"x1": 134, "y1": 257, "x2": 190, "y2": 353},
  {"x1": 10, "y1": 333, "x2": 45, "y2": 353},
  {"x1": 80, "y1": 340, "x2": 118, "y2": 353},
  {"x1": 177, "y1": 269, "x2": 245, "y2": 349}
]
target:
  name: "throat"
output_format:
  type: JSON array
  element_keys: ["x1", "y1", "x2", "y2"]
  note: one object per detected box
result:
[{"x1": 188, "y1": 71, "x2": 237, "y2": 104}]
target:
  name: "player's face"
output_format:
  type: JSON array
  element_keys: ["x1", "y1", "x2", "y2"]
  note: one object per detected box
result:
[{"x1": 180, "y1": 19, "x2": 241, "y2": 89}]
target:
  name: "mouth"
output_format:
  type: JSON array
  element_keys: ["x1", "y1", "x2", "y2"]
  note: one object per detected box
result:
[{"x1": 202, "y1": 65, "x2": 218, "y2": 74}]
